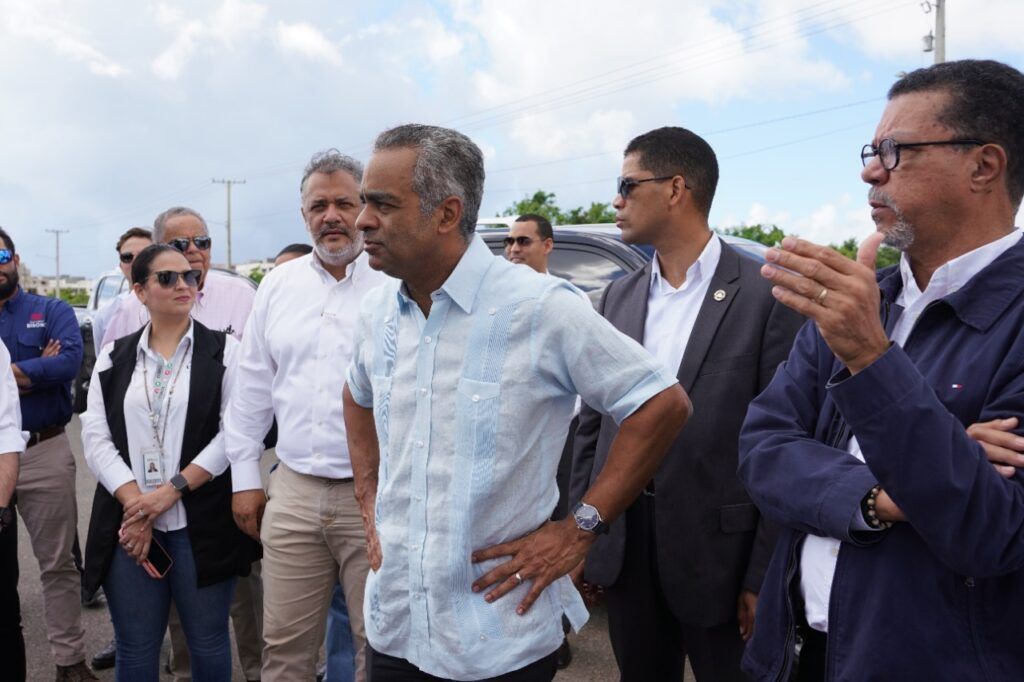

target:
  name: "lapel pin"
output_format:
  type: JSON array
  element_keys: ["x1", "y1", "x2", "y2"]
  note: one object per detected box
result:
[{"x1": 713, "y1": 289, "x2": 727, "y2": 302}]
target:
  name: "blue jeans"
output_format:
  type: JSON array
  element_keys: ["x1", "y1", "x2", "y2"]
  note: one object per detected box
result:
[
  {"x1": 325, "y1": 581, "x2": 355, "y2": 682},
  {"x1": 104, "y1": 529, "x2": 235, "y2": 682}
]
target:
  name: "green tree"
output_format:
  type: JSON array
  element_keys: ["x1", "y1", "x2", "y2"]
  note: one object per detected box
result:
[
  {"x1": 562, "y1": 202, "x2": 616, "y2": 224},
  {"x1": 501, "y1": 191, "x2": 615, "y2": 225},
  {"x1": 720, "y1": 224, "x2": 785, "y2": 247},
  {"x1": 59, "y1": 290, "x2": 89, "y2": 306},
  {"x1": 828, "y1": 238, "x2": 900, "y2": 269},
  {"x1": 249, "y1": 267, "x2": 266, "y2": 286}
]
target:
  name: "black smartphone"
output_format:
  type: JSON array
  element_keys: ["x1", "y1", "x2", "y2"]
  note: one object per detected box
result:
[{"x1": 142, "y1": 538, "x2": 173, "y2": 579}]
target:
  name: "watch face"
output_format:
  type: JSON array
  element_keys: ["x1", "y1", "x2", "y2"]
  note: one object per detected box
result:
[{"x1": 574, "y1": 504, "x2": 600, "y2": 530}]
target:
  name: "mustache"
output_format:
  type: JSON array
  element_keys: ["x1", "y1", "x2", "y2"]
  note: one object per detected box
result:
[
  {"x1": 868, "y1": 187, "x2": 898, "y2": 212},
  {"x1": 315, "y1": 223, "x2": 353, "y2": 240}
]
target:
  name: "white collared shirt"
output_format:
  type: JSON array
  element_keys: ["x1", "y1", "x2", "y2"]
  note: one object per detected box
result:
[
  {"x1": 225, "y1": 253, "x2": 392, "y2": 490},
  {"x1": 800, "y1": 227, "x2": 1024, "y2": 633},
  {"x1": 81, "y1": 322, "x2": 238, "y2": 531},
  {"x1": 0, "y1": 344, "x2": 25, "y2": 455},
  {"x1": 643, "y1": 233, "x2": 722, "y2": 376}
]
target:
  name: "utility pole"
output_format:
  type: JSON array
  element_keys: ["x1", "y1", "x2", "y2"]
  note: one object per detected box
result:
[
  {"x1": 212, "y1": 178, "x2": 246, "y2": 269},
  {"x1": 922, "y1": 1, "x2": 946, "y2": 64},
  {"x1": 45, "y1": 228, "x2": 69, "y2": 299}
]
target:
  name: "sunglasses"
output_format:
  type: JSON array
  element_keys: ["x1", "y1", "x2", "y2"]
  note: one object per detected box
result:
[
  {"x1": 168, "y1": 236, "x2": 212, "y2": 252},
  {"x1": 150, "y1": 269, "x2": 202, "y2": 289},
  {"x1": 0, "y1": 249, "x2": 11, "y2": 265},
  {"x1": 503, "y1": 236, "x2": 535, "y2": 248},
  {"x1": 119, "y1": 252, "x2": 136, "y2": 264},
  {"x1": 616, "y1": 175, "x2": 687, "y2": 200}
]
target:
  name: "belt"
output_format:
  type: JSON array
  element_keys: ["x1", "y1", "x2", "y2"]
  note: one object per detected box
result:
[{"x1": 27, "y1": 425, "x2": 65, "y2": 448}]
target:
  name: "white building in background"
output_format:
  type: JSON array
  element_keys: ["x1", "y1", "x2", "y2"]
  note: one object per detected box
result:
[{"x1": 231, "y1": 258, "x2": 275, "y2": 280}]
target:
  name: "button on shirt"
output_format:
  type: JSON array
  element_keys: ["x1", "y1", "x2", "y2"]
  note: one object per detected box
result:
[
  {"x1": 799, "y1": 227, "x2": 1024, "y2": 633},
  {"x1": 225, "y1": 253, "x2": 391, "y2": 489},
  {"x1": 347, "y1": 235, "x2": 677, "y2": 680},
  {"x1": 0, "y1": 289, "x2": 83, "y2": 432},
  {"x1": 101, "y1": 271, "x2": 255, "y2": 348},
  {"x1": 81, "y1": 322, "x2": 237, "y2": 531},
  {"x1": 643, "y1": 234, "x2": 721, "y2": 375}
]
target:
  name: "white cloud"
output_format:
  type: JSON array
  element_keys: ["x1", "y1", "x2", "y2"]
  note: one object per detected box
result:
[
  {"x1": 274, "y1": 21, "x2": 342, "y2": 66},
  {"x1": 733, "y1": 193, "x2": 874, "y2": 246},
  {"x1": 150, "y1": 0, "x2": 268, "y2": 80},
  {"x1": 506, "y1": 109, "x2": 635, "y2": 159},
  {"x1": 3, "y1": 1, "x2": 127, "y2": 77}
]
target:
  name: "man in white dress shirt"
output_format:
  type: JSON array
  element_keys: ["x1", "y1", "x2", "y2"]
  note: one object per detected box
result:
[
  {"x1": 225, "y1": 149, "x2": 390, "y2": 681},
  {"x1": 91, "y1": 227, "x2": 153, "y2": 355},
  {"x1": 0, "y1": 343, "x2": 27, "y2": 680}
]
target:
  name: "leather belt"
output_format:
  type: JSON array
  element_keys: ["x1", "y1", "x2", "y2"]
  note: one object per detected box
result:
[{"x1": 27, "y1": 425, "x2": 65, "y2": 449}]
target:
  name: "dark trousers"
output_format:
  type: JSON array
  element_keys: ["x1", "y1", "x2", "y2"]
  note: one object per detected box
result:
[
  {"x1": 794, "y1": 625, "x2": 826, "y2": 682},
  {"x1": 605, "y1": 494, "x2": 748, "y2": 682},
  {"x1": 367, "y1": 647, "x2": 557, "y2": 682},
  {"x1": 0, "y1": 507, "x2": 26, "y2": 682}
]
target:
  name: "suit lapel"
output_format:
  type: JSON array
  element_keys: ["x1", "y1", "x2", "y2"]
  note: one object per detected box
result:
[
  {"x1": 676, "y1": 242, "x2": 741, "y2": 392},
  {"x1": 614, "y1": 261, "x2": 653, "y2": 343}
]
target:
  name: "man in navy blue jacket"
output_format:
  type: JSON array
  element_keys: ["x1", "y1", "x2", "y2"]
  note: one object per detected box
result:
[
  {"x1": 738, "y1": 59, "x2": 1024, "y2": 681},
  {"x1": 0, "y1": 227, "x2": 94, "y2": 681}
]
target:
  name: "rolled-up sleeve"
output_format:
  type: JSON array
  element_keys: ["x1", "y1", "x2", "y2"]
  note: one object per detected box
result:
[
  {"x1": 532, "y1": 282, "x2": 677, "y2": 424},
  {"x1": 345, "y1": 296, "x2": 375, "y2": 409}
]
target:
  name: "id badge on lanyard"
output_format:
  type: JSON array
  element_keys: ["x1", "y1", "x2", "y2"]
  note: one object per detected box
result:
[{"x1": 142, "y1": 446, "x2": 165, "y2": 486}]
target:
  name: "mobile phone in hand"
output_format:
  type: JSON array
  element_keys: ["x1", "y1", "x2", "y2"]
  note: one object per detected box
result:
[{"x1": 142, "y1": 538, "x2": 173, "y2": 579}]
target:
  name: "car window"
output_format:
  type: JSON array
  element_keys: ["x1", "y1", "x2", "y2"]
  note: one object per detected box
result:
[
  {"x1": 95, "y1": 276, "x2": 123, "y2": 308},
  {"x1": 547, "y1": 247, "x2": 628, "y2": 308}
]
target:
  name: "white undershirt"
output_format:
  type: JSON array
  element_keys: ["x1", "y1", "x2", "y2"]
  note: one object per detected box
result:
[
  {"x1": 799, "y1": 228, "x2": 1023, "y2": 633},
  {"x1": 642, "y1": 234, "x2": 721, "y2": 376}
]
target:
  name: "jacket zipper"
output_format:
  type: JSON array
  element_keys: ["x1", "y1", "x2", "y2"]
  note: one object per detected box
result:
[{"x1": 775, "y1": 537, "x2": 803, "y2": 682}]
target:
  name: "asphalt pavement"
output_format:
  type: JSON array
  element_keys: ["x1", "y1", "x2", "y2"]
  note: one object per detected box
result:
[{"x1": 16, "y1": 416, "x2": 657, "y2": 681}]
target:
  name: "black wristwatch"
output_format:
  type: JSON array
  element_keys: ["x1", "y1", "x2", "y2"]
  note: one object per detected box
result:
[
  {"x1": 0, "y1": 506, "x2": 13, "y2": 533},
  {"x1": 169, "y1": 474, "x2": 190, "y2": 497},
  {"x1": 572, "y1": 502, "x2": 609, "y2": 535}
]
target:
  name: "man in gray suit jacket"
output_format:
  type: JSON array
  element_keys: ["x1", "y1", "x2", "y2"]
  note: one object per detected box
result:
[{"x1": 571, "y1": 127, "x2": 804, "y2": 681}]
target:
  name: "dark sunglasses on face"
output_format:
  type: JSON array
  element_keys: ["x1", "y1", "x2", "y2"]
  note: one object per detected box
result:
[
  {"x1": 616, "y1": 175, "x2": 686, "y2": 200},
  {"x1": 0, "y1": 249, "x2": 12, "y2": 265},
  {"x1": 119, "y1": 252, "x2": 136, "y2": 264},
  {"x1": 168, "y1": 236, "x2": 212, "y2": 253},
  {"x1": 503, "y1": 236, "x2": 535, "y2": 248},
  {"x1": 150, "y1": 269, "x2": 202, "y2": 289}
]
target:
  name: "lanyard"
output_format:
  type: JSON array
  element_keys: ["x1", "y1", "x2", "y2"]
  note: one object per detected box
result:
[{"x1": 140, "y1": 337, "x2": 191, "y2": 453}]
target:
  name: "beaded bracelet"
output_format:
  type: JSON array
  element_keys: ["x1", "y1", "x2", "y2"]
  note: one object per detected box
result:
[{"x1": 862, "y1": 485, "x2": 893, "y2": 530}]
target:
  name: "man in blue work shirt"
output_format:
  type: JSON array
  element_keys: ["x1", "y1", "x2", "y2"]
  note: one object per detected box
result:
[{"x1": 0, "y1": 226, "x2": 95, "y2": 681}]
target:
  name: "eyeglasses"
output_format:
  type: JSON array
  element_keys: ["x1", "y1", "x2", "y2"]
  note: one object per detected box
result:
[
  {"x1": 150, "y1": 269, "x2": 202, "y2": 289},
  {"x1": 168, "y1": 236, "x2": 212, "y2": 252},
  {"x1": 860, "y1": 138, "x2": 985, "y2": 171},
  {"x1": 617, "y1": 175, "x2": 686, "y2": 200},
  {"x1": 119, "y1": 252, "x2": 136, "y2": 264},
  {"x1": 503, "y1": 236, "x2": 535, "y2": 248},
  {"x1": 0, "y1": 250, "x2": 12, "y2": 265}
]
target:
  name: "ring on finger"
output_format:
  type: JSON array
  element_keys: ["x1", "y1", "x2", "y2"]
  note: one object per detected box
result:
[
  {"x1": 816, "y1": 287, "x2": 829, "y2": 304},
  {"x1": 514, "y1": 571, "x2": 524, "y2": 585},
  {"x1": 137, "y1": 510, "x2": 146, "y2": 518}
]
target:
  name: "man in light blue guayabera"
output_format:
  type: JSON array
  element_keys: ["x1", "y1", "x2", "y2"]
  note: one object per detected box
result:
[{"x1": 343, "y1": 124, "x2": 692, "y2": 682}]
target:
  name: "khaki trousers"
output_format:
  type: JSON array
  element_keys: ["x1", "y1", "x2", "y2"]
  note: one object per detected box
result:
[
  {"x1": 168, "y1": 561, "x2": 263, "y2": 680},
  {"x1": 261, "y1": 464, "x2": 368, "y2": 681},
  {"x1": 16, "y1": 432, "x2": 86, "y2": 666}
]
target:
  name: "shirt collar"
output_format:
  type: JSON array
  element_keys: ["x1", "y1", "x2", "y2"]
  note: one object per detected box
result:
[
  {"x1": 137, "y1": 320, "x2": 195, "y2": 362},
  {"x1": 309, "y1": 251, "x2": 366, "y2": 285},
  {"x1": 650, "y1": 233, "x2": 721, "y2": 295},
  {"x1": 398, "y1": 235, "x2": 494, "y2": 314},
  {"x1": 898, "y1": 228, "x2": 1023, "y2": 308}
]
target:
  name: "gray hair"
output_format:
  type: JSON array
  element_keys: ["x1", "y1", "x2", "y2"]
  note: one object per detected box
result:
[
  {"x1": 153, "y1": 207, "x2": 208, "y2": 243},
  {"x1": 300, "y1": 149, "x2": 364, "y2": 197},
  {"x1": 373, "y1": 124, "x2": 484, "y2": 240}
]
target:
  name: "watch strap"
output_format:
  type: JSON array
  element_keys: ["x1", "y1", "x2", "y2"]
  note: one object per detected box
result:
[{"x1": 170, "y1": 474, "x2": 190, "y2": 496}]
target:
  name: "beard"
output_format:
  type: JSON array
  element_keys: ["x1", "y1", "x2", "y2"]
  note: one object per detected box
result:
[
  {"x1": 0, "y1": 268, "x2": 19, "y2": 299},
  {"x1": 312, "y1": 225, "x2": 364, "y2": 267},
  {"x1": 868, "y1": 188, "x2": 915, "y2": 251}
]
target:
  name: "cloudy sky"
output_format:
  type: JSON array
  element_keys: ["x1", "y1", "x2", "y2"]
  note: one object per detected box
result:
[{"x1": 2, "y1": 0, "x2": 1023, "y2": 278}]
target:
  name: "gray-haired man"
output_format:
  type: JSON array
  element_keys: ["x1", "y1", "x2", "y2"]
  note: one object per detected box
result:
[{"x1": 226, "y1": 150, "x2": 391, "y2": 680}]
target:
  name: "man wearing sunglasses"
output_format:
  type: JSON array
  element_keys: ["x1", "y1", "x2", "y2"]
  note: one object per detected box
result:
[
  {"x1": 571, "y1": 127, "x2": 803, "y2": 681},
  {"x1": 504, "y1": 214, "x2": 554, "y2": 274},
  {"x1": 739, "y1": 60, "x2": 1024, "y2": 681},
  {"x1": 100, "y1": 207, "x2": 255, "y2": 350},
  {"x1": 0, "y1": 227, "x2": 94, "y2": 681},
  {"x1": 90, "y1": 227, "x2": 152, "y2": 356}
]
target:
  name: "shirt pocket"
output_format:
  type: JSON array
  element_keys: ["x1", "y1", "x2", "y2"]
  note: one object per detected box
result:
[
  {"x1": 17, "y1": 328, "x2": 46, "y2": 355},
  {"x1": 453, "y1": 377, "x2": 502, "y2": 512},
  {"x1": 698, "y1": 352, "x2": 756, "y2": 377}
]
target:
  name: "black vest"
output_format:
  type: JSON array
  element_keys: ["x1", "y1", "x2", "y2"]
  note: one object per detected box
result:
[{"x1": 83, "y1": 322, "x2": 259, "y2": 594}]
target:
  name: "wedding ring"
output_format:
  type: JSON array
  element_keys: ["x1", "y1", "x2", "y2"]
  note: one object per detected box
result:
[
  {"x1": 816, "y1": 287, "x2": 829, "y2": 304},
  {"x1": 137, "y1": 510, "x2": 146, "y2": 518},
  {"x1": 514, "y1": 572, "x2": 524, "y2": 585}
]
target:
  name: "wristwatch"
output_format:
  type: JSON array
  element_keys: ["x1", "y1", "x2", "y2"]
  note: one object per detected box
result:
[
  {"x1": 572, "y1": 502, "x2": 609, "y2": 535},
  {"x1": 169, "y1": 474, "x2": 190, "y2": 496},
  {"x1": 0, "y1": 506, "x2": 13, "y2": 533}
]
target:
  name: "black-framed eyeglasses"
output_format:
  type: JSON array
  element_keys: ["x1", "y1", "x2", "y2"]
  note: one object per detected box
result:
[
  {"x1": 150, "y1": 269, "x2": 202, "y2": 289},
  {"x1": 617, "y1": 175, "x2": 688, "y2": 200},
  {"x1": 503, "y1": 236, "x2": 535, "y2": 248},
  {"x1": 0, "y1": 249, "x2": 12, "y2": 265},
  {"x1": 860, "y1": 138, "x2": 985, "y2": 171},
  {"x1": 119, "y1": 252, "x2": 136, "y2": 264},
  {"x1": 168, "y1": 236, "x2": 212, "y2": 252}
]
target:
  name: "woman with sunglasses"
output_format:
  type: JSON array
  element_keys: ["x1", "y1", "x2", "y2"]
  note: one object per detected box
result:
[{"x1": 81, "y1": 244, "x2": 259, "y2": 681}]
